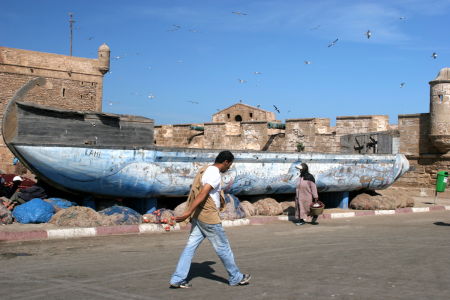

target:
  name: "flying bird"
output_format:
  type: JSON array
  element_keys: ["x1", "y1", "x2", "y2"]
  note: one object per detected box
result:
[
  {"x1": 238, "y1": 79, "x2": 247, "y2": 84},
  {"x1": 168, "y1": 25, "x2": 181, "y2": 32},
  {"x1": 253, "y1": 71, "x2": 262, "y2": 75},
  {"x1": 327, "y1": 38, "x2": 339, "y2": 47},
  {"x1": 187, "y1": 100, "x2": 199, "y2": 104},
  {"x1": 273, "y1": 105, "x2": 280, "y2": 113},
  {"x1": 432, "y1": 52, "x2": 438, "y2": 59},
  {"x1": 107, "y1": 100, "x2": 119, "y2": 106},
  {"x1": 399, "y1": 16, "x2": 406, "y2": 20},
  {"x1": 366, "y1": 30, "x2": 372, "y2": 39},
  {"x1": 400, "y1": 82, "x2": 406, "y2": 88},
  {"x1": 147, "y1": 94, "x2": 156, "y2": 99},
  {"x1": 304, "y1": 61, "x2": 311, "y2": 65},
  {"x1": 232, "y1": 11, "x2": 248, "y2": 16},
  {"x1": 310, "y1": 25, "x2": 321, "y2": 30}
]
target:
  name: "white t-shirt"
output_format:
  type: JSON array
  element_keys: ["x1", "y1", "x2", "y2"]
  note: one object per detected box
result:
[{"x1": 201, "y1": 165, "x2": 222, "y2": 208}]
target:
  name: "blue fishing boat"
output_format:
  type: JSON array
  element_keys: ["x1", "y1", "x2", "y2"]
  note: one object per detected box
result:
[{"x1": 2, "y1": 78, "x2": 410, "y2": 199}]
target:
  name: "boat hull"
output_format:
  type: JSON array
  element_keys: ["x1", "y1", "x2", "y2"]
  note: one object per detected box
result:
[{"x1": 13, "y1": 144, "x2": 409, "y2": 198}]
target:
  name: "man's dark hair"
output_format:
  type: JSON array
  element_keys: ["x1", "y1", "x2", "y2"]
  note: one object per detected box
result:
[{"x1": 215, "y1": 150, "x2": 234, "y2": 163}]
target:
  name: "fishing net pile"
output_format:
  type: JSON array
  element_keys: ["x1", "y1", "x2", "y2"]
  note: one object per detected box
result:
[
  {"x1": 253, "y1": 198, "x2": 283, "y2": 216},
  {"x1": 350, "y1": 190, "x2": 414, "y2": 210},
  {"x1": 44, "y1": 198, "x2": 77, "y2": 212},
  {"x1": 239, "y1": 200, "x2": 256, "y2": 217},
  {"x1": 0, "y1": 198, "x2": 13, "y2": 224},
  {"x1": 12, "y1": 198, "x2": 54, "y2": 223},
  {"x1": 49, "y1": 206, "x2": 105, "y2": 227},
  {"x1": 99, "y1": 206, "x2": 142, "y2": 225},
  {"x1": 143, "y1": 208, "x2": 175, "y2": 225},
  {"x1": 219, "y1": 194, "x2": 246, "y2": 220}
]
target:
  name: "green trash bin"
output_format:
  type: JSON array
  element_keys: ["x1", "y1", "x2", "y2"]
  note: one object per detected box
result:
[{"x1": 436, "y1": 171, "x2": 449, "y2": 192}]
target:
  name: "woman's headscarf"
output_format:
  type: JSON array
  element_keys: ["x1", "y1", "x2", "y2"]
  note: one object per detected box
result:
[{"x1": 299, "y1": 163, "x2": 315, "y2": 183}]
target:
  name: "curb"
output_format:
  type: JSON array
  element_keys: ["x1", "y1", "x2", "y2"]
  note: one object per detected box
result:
[{"x1": 1, "y1": 206, "x2": 449, "y2": 242}]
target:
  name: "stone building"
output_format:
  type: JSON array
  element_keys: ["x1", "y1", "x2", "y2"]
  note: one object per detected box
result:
[
  {"x1": 0, "y1": 44, "x2": 110, "y2": 173},
  {"x1": 212, "y1": 103, "x2": 276, "y2": 122}
]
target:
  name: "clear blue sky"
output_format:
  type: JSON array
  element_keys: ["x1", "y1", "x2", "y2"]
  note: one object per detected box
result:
[{"x1": 2, "y1": 0, "x2": 449, "y2": 125}]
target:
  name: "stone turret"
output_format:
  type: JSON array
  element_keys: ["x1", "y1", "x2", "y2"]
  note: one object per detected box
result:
[
  {"x1": 429, "y1": 68, "x2": 450, "y2": 154},
  {"x1": 97, "y1": 43, "x2": 110, "y2": 74}
]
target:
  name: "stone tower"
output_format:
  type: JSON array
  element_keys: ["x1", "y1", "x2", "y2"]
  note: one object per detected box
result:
[
  {"x1": 98, "y1": 43, "x2": 110, "y2": 74},
  {"x1": 429, "y1": 67, "x2": 450, "y2": 154}
]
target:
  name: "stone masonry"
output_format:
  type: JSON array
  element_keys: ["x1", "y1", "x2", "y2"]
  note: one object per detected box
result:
[
  {"x1": 0, "y1": 45, "x2": 110, "y2": 173},
  {"x1": 155, "y1": 68, "x2": 450, "y2": 189}
]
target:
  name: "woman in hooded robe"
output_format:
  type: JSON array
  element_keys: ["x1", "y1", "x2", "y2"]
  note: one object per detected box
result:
[{"x1": 294, "y1": 163, "x2": 319, "y2": 225}]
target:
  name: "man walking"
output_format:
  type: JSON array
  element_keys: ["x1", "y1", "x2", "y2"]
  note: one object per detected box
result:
[{"x1": 169, "y1": 150, "x2": 251, "y2": 288}]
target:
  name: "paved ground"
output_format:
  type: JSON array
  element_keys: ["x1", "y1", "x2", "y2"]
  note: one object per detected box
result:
[{"x1": 1, "y1": 210, "x2": 450, "y2": 300}]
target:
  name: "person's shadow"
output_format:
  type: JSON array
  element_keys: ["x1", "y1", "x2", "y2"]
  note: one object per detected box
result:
[
  {"x1": 434, "y1": 221, "x2": 450, "y2": 226},
  {"x1": 186, "y1": 261, "x2": 228, "y2": 284}
]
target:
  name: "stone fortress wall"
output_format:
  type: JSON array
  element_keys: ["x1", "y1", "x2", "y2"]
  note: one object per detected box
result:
[
  {"x1": 0, "y1": 45, "x2": 110, "y2": 173},
  {"x1": 155, "y1": 69, "x2": 450, "y2": 190}
]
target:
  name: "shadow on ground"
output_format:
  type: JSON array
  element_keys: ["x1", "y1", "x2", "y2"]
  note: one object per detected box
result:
[
  {"x1": 434, "y1": 221, "x2": 450, "y2": 226},
  {"x1": 186, "y1": 261, "x2": 228, "y2": 284}
]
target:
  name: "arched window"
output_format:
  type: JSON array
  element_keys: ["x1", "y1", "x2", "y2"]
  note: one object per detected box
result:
[{"x1": 235, "y1": 115, "x2": 242, "y2": 122}]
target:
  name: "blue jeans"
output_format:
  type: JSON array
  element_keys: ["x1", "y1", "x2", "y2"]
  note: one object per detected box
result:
[{"x1": 170, "y1": 219, "x2": 244, "y2": 286}]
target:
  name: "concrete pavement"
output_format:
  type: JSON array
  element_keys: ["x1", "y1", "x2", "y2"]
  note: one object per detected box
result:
[{"x1": 1, "y1": 211, "x2": 450, "y2": 299}]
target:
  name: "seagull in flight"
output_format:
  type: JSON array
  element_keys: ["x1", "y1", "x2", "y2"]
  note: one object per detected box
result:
[
  {"x1": 238, "y1": 79, "x2": 247, "y2": 84},
  {"x1": 107, "y1": 100, "x2": 119, "y2": 106},
  {"x1": 304, "y1": 60, "x2": 311, "y2": 65},
  {"x1": 399, "y1": 16, "x2": 406, "y2": 20},
  {"x1": 232, "y1": 11, "x2": 248, "y2": 16},
  {"x1": 366, "y1": 30, "x2": 372, "y2": 39},
  {"x1": 147, "y1": 94, "x2": 156, "y2": 99},
  {"x1": 432, "y1": 52, "x2": 438, "y2": 59},
  {"x1": 253, "y1": 71, "x2": 262, "y2": 75},
  {"x1": 273, "y1": 105, "x2": 280, "y2": 113},
  {"x1": 168, "y1": 25, "x2": 181, "y2": 32},
  {"x1": 310, "y1": 25, "x2": 321, "y2": 30},
  {"x1": 187, "y1": 100, "x2": 199, "y2": 104},
  {"x1": 328, "y1": 38, "x2": 339, "y2": 47},
  {"x1": 400, "y1": 82, "x2": 406, "y2": 88}
]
